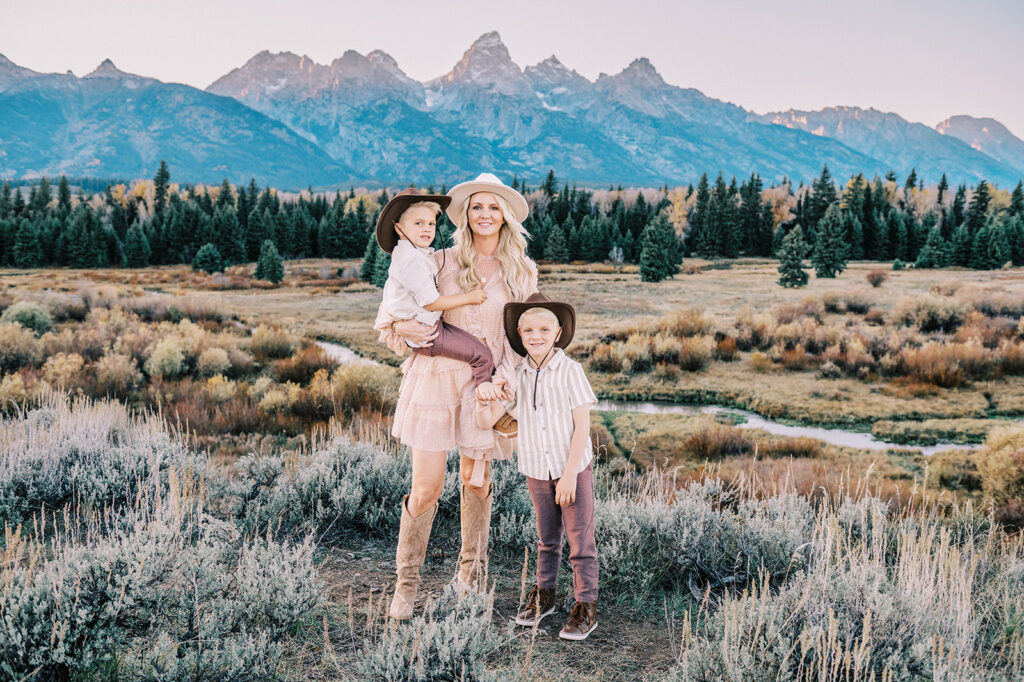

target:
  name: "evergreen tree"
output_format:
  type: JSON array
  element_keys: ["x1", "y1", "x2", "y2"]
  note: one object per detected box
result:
[
  {"x1": 524, "y1": 215, "x2": 546, "y2": 261},
  {"x1": 1003, "y1": 215, "x2": 1024, "y2": 265},
  {"x1": 0, "y1": 183, "x2": 12, "y2": 221},
  {"x1": 245, "y1": 208, "x2": 269, "y2": 261},
  {"x1": 254, "y1": 239, "x2": 284, "y2": 283},
  {"x1": 950, "y1": 224, "x2": 972, "y2": 267},
  {"x1": 541, "y1": 169, "x2": 558, "y2": 197},
  {"x1": 215, "y1": 178, "x2": 234, "y2": 209},
  {"x1": 153, "y1": 161, "x2": 171, "y2": 217},
  {"x1": 57, "y1": 175, "x2": 72, "y2": 219},
  {"x1": 291, "y1": 205, "x2": 314, "y2": 257},
  {"x1": 687, "y1": 173, "x2": 712, "y2": 257},
  {"x1": 371, "y1": 246, "x2": 391, "y2": 288},
  {"x1": 738, "y1": 173, "x2": 764, "y2": 255},
  {"x1": 891, "y1": 212, "x2": 910, "y2": 262},
  {"x1": 638, "y1": 213, "x2": 680, "y2": 282},
  {"x1": 11, "y1": 185, "x2": 25, "y2": 217},
  {"x1": 65, "y1": 204, "x2": 100, "y2": 268},
  {"x1": 1009, "y1": 181, "x2": 1024, "y2": 219},
  {"x1": 543, "y1": 222, "x2": 570, "y2": 262},
  {"x1": 360, "y1": 233, "x2": 378, "y2": 283},
  {"x1": 966, "y1": 180, "x2": 991, "y2": 234},
  {"x1": 777, "y1": 226, "x2": 810, "y2": 288},
  {"x1": 756, "y1": 201, "x2": 775, "y2": 257},
  {"x1": 13, "y1": 218, "x2": 43, "y2": 267},
  {"x1": 192, "y1": 243, "x2": 223, "y2": 273},
  {"x1": 319, "y1": 201, "x2": 344, "y2": 258},
  {"x1": 212, "y1": 206, "x2": 245, "y2": 265},
  {"x1": 811, "y1": 204, "x2": 849, "y2": 278},
  {"x1": 124, "y1": 224, "x2": 151, "y2": 267},
  {"x1": 340, "y1": 204, "x2": 366, "y2": 257},
  {"x1": 806, "y1": 165, "x2": 837, "y2": 233},
  {"x1": 914, "y1": 227, "x2": 949, "y2": 269},
  {"x1": 272, "y1": 209, "x2": 294, "y2": 257}
]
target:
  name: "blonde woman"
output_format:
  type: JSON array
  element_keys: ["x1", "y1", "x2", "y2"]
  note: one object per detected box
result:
[{"x1": 375, "y1": 173, "x2": 537, "y2": 620}]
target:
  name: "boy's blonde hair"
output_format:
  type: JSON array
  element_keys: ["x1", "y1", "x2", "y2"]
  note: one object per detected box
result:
[
  {"x1": 396, "y1": 201, "x2": 441, "y2": 226},
  {"x1": 518, "y1": 307, "x2": 560, "y2": 328}
]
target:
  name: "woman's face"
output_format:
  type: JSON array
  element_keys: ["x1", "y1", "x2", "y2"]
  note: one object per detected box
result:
[{"x1": 467, "y1": 192, "x2": 504, "y2": 238}]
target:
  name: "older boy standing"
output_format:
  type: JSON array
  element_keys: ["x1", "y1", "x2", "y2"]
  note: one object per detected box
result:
[{"x1": 498, "y1": 292, "x2": 599, "y2": 641}]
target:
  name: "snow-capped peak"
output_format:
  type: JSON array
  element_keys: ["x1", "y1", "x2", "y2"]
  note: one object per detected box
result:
[
  {"x1": 434, "y1": 30, "x2": 530, "y2": 96},
  {"x1": 86, "y1": 59, "x2": 133, "y2": 78}
]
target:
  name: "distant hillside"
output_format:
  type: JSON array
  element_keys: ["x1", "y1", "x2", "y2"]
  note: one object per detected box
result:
[
  {"x1": 758, "y1": 107, "x2": 1022, "y2": 187},
  {"x1": 0, "y1": 57, "x2": 350, "y2": 189},
  {"x1": 3, "y1": 34, "x2": 1024, "y2": 188},
  {"x1": 936, "y1": 115, "x2": 1024, "y2": 177}
]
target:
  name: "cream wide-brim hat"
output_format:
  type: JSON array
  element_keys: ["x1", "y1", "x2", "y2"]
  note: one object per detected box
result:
[{"x1": 446, "y1": 172, "x2": 529, "y2": 225}]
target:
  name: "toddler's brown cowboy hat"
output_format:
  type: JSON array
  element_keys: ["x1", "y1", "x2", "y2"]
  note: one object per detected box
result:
[
  {"x1": 503, "y1": 292, "x2": 576, "y2": 358},
  {"x1": 374, "y1": 188, "x2": 452, "y2": 254},
  {"x1": 446, "y1": 173, "x2": 529, "y2": 225}
]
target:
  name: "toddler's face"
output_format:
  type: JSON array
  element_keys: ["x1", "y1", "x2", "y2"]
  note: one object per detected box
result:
[
  {"x1": 518, "y1": 312, "x2": 561, "y2": 361},
  {"x1": 396, "y1": 206, "x2": 437, "y2": 248}
]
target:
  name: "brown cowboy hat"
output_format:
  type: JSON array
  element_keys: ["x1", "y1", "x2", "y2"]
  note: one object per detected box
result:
[
  {"x1": 503, "y1": 292, "x2": 576, "y2": 357},
  {"x1": 375, "y1": 188, "x2": 452, "y2": 254}
]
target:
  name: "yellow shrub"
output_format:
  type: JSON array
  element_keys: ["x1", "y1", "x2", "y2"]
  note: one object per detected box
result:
[
  {"x1": 0, "y1": 323, "x2": 42, "y2": 371},
  {"x1": 658, "y1": 308, "x2": 713, "y2": 337},
  {"x1": 42, "y1": 352, "x2": 85, "y2": 389},
  {"x1": 259, "y1": 389, "x2": 290, "y2": 413},
  {"x1": 975, "y1": 425, "x2": 1024, "y2": 505},
  {"x1": 678, "y1": 336, "x2": 712, "y2": 371},
  {"x1": 94, "y1": 352, "x2": 142, "y2": 398},
  {"x1": 750, "y1": 351, "x2": 772, "y2": 373},
  {"x1": 197, "y1": 347, "x2": 231, "y2": 376},
  {"x1": 145, "y1": 337, "x2": 186, "y2": 378},
  {"x1": 250, "y1": 325, "x2": 296, "y2": 359},
  {"x1": 205, "y1": 374, "x2": 236, "y2": 403},
  {"x1": 0, "y1": 373, "x2": 28, "y2": 411},
  {"x1": 248, "y1": 376, "x2": 276, "y2": 401}
]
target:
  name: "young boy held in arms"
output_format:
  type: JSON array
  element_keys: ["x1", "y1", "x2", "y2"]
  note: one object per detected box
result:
[{"x1": 375, "y1": 188, "x2": 514, "y2": 432}]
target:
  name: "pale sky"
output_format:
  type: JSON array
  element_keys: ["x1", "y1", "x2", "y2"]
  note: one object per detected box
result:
[{"x1": 3, "y1": 0, "x2": 1022, "y2": 138}]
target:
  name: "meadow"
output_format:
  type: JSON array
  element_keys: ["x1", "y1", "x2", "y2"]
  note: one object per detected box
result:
[{"x1": 2, "y1": 258, "x2": 1024, "y2": 679}]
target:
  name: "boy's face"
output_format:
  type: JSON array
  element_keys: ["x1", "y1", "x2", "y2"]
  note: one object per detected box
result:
[
  {"x1": 518, "y1": 312, "x2": 561, "y2": 361},
  {"x1": 396, "y1": 206, "x2": 437, "y2": 249}
]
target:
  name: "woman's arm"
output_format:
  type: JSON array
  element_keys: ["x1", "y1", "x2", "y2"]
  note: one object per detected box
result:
[{"x1": 374, "y1": 305, "x2": 438, "y2": 353}]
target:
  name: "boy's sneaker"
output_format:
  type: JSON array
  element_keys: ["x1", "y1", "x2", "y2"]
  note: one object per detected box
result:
[
  {"x1": 492, "y1": 413, "x2": 518, "y2": 439},
  {"x1": 559, "y1": 602, "x2": 598, "y2": 640},
  {"x1": 514, "y1": 586, "x2": 556, "y2": 626}
]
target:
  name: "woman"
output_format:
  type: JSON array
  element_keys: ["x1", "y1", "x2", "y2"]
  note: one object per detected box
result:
[{"x1": 375, "y1": 173, "x2": 537, "y2": 620}]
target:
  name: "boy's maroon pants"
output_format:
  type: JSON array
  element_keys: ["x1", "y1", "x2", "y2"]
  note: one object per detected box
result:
[
  {"x1": 525, "y1": 464, "x2": 598, "y2": 603},
  {"x1": 413, "y1": 320, "x2": 494, "y2": 387}
]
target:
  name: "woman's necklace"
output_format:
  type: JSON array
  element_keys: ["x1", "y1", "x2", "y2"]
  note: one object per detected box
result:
[{"x1": 477, "y1": 255, "x2": 499, "y2": 284}]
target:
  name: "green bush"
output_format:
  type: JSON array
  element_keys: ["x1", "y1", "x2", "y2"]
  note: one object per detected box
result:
[
  {"x1": 191, "y1": 243, "x2": 223, "y2": 273},
  {"x1": 0, "y1": 300, "x2": 54, "y2": 335}
]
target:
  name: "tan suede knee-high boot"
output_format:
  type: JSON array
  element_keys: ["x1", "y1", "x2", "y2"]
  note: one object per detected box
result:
[
  {"x1": 456, "y1": 483, "x2": 493, "y2": 593},
  {"x1": 388, "y1": 495, "x2": 437, "y2": 620}
]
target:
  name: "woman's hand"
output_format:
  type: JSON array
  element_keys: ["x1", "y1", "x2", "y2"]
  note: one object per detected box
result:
[
  {"x1": 555, "y1": 471, "x2": 578, "y2": 505},
  {"x1": 393, "y1": 319, "x2": 438, "y2": 347}
]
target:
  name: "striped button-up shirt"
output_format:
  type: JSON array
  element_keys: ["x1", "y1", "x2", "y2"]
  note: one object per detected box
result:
[{"x1": 514, "y1": 349, "x2": 597, "y2": 480}]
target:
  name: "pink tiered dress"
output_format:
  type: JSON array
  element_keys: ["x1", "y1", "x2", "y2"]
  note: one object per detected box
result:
[{"x1": 375, "y1": 248, "x2": 538, "y2": 483}]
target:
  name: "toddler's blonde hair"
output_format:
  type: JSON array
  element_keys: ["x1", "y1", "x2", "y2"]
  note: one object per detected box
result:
[
  {"x1": 518, "y1": 307, "x2": 560, "y2": 327},
  {"x1": 397, "y1": 201, "x2": 442, "y2": 226}
]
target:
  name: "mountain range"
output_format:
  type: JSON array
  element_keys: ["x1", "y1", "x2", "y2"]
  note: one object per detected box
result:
[{"x1": 2, "y1": 33, "x2": 1022, "y2": 190}]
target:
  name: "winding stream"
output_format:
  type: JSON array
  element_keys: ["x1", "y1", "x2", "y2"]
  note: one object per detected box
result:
[{"x1": 317, "y1": 340, "x2": 978, "y2": 455}]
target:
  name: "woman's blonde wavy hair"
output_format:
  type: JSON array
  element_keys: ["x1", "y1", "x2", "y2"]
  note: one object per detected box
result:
[{"x1": 449, "y1": 191, "x2": 531, "y2": 302}]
